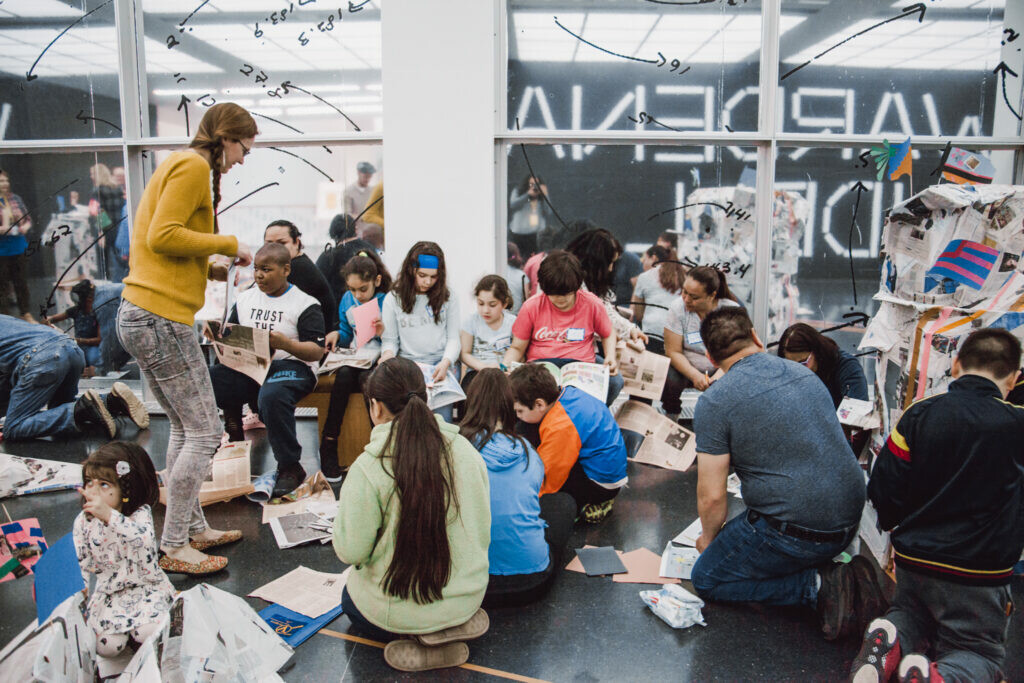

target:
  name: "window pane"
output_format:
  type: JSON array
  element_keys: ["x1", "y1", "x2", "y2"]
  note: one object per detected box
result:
[
  {"x1": 0, "y1": 0, "x2": 122, "y2": 140},
  {"x1": 508, "y1": 1, "x2": 767, "y2": 133},
  {"x1": 504, "y1": 143, "x2": 763, "y2": 335},
  {"x1": 144, "y1": 143, "x2": 382, "y2": 256},
  {"x1": 779, "y1": 0, "x2": 1020, "y2": 138},
  {"x1": 141, "y1": 0, "x2": 382, "y2": 137},
  {"x1": 1, "y1": 151, "x2": 127, "y2": 319}
]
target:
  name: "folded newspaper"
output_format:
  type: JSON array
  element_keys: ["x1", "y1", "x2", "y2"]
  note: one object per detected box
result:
[
  {"x1": 0, "y1": 454, "x2": 82, "y2": 498},
  {"x1": 250, "y1": 566, "x2": 350, "y2": 619},
  {"x1": 616, "y1": 345, "x2": 670, "y2": 401},
  {"x1": 203, "y1": 320, "x2": 272, "y2": 384},
  {"x1": 319, "y1": 346, "x2": 380, "y2": 375},
  {"x1": 539, "y1": 361, "x2": 609, "y2": 403},
  {"x1": 416, "y1": 363, "x2": 466, "y2": 410},
  {"x1": 159, "y1": 441, "x2": 254, "y2": 507},
  {"x1": 836, "y1": 397, "x2": 882, "y2": 430},
  {"x1": 269, "y1": 511, "x2": 335, "y2": 549},
  {"x1": 616, "y1": 401, "x2": 697, "y2": 472}
]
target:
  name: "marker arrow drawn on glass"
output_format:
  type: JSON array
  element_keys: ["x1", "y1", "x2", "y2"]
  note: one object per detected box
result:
[
  {"x1": 847, "y1": 181, "x2": 870, "y2": 306},
  {"x1": 26, "y1": 0, "x2": 114, "y2": 81},
  {"x1": 781, "y1": 3, "x2": 927, "y2": 82},
  {"x1": 553, "y1": 16, "x2": 689, "y2": 75},
  {"x1": 992, "y1": 62, "x2": 1022, "y2": 121}
]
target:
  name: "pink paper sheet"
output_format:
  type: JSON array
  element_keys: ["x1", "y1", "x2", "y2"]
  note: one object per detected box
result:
[{"x1": 352, "y1": 298, "x2": 381, "y2": 349}]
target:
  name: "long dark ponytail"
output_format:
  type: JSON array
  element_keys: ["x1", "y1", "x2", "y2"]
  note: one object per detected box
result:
[
  {"x1": 459, "y1": 368, "x2": 531, "y2": 471},
  {"x1": 367, "y1": 357, "x2": 457, "y2": 604},
  {"x1": 188, "y1": 103, "x2": 258, "y2": 234},
  {"x1": 687, "y1": 265, "x2": 737, "y2": 303}
]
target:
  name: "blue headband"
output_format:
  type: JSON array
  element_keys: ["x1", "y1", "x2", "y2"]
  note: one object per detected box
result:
[{"x1": 417, "y1": 254, "x2": 439, "y2": 269}]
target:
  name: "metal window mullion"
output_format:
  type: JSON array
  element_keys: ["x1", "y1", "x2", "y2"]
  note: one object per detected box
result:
[
  {"x1": 115, "y1": 0, "x2": 149, "y2": 219},
  {"x1": 496, "y1": 0, "x2": 510, "y2": 274},
  {"x1": 751, "y1": 0, "x2": 782, "y2": 339}
]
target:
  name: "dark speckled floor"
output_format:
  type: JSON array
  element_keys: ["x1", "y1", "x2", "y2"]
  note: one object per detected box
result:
[{"x1": 1, "y1": 415, "x2": 1021, "y2": 682}]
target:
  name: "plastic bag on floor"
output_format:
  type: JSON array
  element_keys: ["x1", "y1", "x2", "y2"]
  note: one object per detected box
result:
[
  {"x1": 0, "y1": 592, "x2": 96, "y2": 682},
  {"x1": 639, "y1": 583, "x2": 707, "y2": 629},
  {"x1": 118, "y1": 583, "x2": 293, "y2": 682}
]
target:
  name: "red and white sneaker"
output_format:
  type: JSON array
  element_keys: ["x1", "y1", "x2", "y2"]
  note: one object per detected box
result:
[
  {"x1": 850, "y1": 618, "x2": 901, "y2": 683},
  {"x1": 898, "y1": 654, "x2": 944, "y2": 683}
]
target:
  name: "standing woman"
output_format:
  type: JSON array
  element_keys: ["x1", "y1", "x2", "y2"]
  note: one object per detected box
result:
[
  {"x1": 0, "y1": 169, "x2": 34, "y2": 321},
  {"x1": 89, "y1": 163, "x2": 127, "y2": 282},
  {"x1": 117, "y1": 103, "x2": 256, "y2": 575},
  {"x1": 508, "y1": 175, "x2": 553, "y2": 260}
]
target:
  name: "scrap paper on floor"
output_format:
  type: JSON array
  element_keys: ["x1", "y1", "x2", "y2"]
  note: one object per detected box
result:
[
  {"x1": 575, "y1": 546, "x2": 628, "y2": 576},
  {"x1": 250, "y1": 566, "x2": 350, "y2": 619},
  {"x1": 0, "y1": 518, "x2": 47, "y2": 582},
  {"x1": 613, "y1": 548, "x2": 680, "y2": 585},
  {"x1": 261, "y1": 471, "x2": 337, "y2": 523},
  {"x1": 659, "y1": 543, "x2": 700, "y2": 581},
  {"x1": 672, "y1": 518, "x2": 702, "y2": 547}
]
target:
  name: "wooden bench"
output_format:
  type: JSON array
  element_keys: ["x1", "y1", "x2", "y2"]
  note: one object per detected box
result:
[{"x1": 297, "y1": 372, "x2": 373, "y2": 470}]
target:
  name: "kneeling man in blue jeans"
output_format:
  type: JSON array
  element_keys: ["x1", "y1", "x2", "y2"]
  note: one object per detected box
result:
[{"x1": 690, "y1": 307, "x2": 875, "y2": 640}]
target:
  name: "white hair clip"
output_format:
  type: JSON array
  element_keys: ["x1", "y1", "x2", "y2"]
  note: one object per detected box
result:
[{"x1": 116, "y1": 461, "x2": 131, "y2": 476}]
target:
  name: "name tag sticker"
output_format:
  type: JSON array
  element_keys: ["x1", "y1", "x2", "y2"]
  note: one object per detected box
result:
[
  {"x1": 566, "y1": 327, "x2": 586, "y2": 342},
  {"x1": 686, "y1": 331, "x2": 703, "y2": 346}
]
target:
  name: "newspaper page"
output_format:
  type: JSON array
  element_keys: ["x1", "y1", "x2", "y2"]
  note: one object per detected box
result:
[
  {"x1": 261, "y1": 471, "x2": 337, "y2": 523},
  {"x1": 203, "y1": 320, "x2": 272, "y2": 385},
  {"x1": 416, "y1": 363, "x2": 466, "y2": 410},
  {"x1": 318, "y1": 346, "x2": 380, "y2": 375},
  {"x1": 221, "y1": 263, "x2": 236, "y2": 328},
  {"x1": 268, "y1": 512, "x2": 333, "y2": 549},
  {"x1": 616, "y1": 401, "x2": 697, "y2": 472},
  {"x1": 617, "y1": 345, "x2": 670, "y2": 400},
  {"x1": 557, "y1": 362, "x2": 609, "y2": 403},
  {"x1": 659, "y1": 542, "x2": 700, "y2": 580},
  {"x1": 159, "y1": 442, "x2": 254, "y2": 507},
  {"x1": 672, "y1": 517, "x2": 702, "y2": 547},
  {"x1": 249, "y1": 566, "x2": 350, "y2": 619},
  {"x1": 0, "y1": 454, "x2": 82, "y2": 498},
  {"x1": 837, "y1": 397, "x2": 881, "y2": 430}
]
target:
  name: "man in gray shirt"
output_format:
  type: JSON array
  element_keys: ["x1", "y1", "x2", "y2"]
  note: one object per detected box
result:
[{"x1": 690, "y1": 307, "x2": 874, "y2": 641}]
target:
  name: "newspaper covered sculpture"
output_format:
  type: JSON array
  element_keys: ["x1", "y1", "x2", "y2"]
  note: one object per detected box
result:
[
  {"x1": 861, "y1": 184, "x2": 1024, "y2": 437},
  {"x1": 677, "y1": 184, "x2": 809, "y2": 340}
]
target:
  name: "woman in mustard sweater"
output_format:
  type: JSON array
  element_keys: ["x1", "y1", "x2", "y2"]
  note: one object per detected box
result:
[
  {"x1": 333, "y1": 357, "x2": 491, "y2": 672},
  {"x1": 117, "y1": 103, "x2": 256, "y2": 575}
]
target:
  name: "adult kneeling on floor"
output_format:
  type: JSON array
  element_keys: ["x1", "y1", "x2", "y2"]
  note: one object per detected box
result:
[
  {"x1": 688, "y1": 307, "x2": 881, "y2": 641},
  {"x1": 332, "y1": 357, "x2": 491, "y2": 673}
]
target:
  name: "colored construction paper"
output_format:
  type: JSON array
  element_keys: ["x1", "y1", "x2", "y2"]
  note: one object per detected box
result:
[
  {"x1": 0, "y1": 518, "x2": 47, "y2": 583},
  {"x1": 32, "y1": 533, "x2": 84, "y2": 623},
  {"x1": 258, "y1": 602, "x2": 344, "y2": 648},
  {"x1": 613, "y1": 548, "x2": 680, "y2": 585},
  {"x1": 352, "y1": 297, "x2": 381, "y2": 349},
  {"x1": 926, "y1": 239, "x2": 999, "y2": 290},
  {"x1": 575, "y1": 546, "x2": 627, "y2": 576},
  {"x1": 888, "y1": 137, "x2": 913, "y2": 181}
]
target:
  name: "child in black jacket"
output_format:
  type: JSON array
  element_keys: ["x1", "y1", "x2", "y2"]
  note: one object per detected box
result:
[{"x1": 851, "y1": 328, "x2": 1024, "y2": 683}]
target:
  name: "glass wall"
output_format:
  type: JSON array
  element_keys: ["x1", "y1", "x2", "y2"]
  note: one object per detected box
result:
[
  {"x1": 503, "y1": 0, "x2": 1023, "y2": 341},
  {"x1": 0, "y1": 0, "x2": 383, "y2": 324}
]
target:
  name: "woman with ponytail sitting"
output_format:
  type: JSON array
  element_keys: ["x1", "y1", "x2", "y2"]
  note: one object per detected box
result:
[
  {"x1": 117, "y1": 103, "x2": 256, "y2": 575},
  {"x1": 332, "y1": 357, "x2": 491, "y2": 672},
  {"x1": 660, "y1": 266, "x2": 739, "y2": 419}
]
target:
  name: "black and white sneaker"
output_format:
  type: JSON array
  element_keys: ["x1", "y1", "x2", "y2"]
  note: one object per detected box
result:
[
  {"x1": 73, "y1": 390, "x2": 116, "y2": 439},
  {"x1": 320, "y1": 437, "x2": 344, "y2": 483},
  {"x1": 105, "y1": 382, "x2": 150, "y2": 430}
]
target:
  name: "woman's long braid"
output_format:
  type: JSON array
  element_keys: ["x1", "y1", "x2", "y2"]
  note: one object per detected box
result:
[{"x1": 209, "y1": 139, "x2": 223, "y2": 234}]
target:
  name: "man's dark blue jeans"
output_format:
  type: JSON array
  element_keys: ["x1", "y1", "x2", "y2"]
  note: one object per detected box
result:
[{"x1": 690, "y1": 509, "x2": 854, "y2": 607}]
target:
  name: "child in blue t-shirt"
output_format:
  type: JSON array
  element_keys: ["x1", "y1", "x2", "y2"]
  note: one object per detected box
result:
[
  {"x1": 44, "y1": 279, "x2": 101, "y2": 376},
  {"x1": 459, "y1": 275, "x2": 516, "y2": 393},
  {"x1": 320, "y1": 250, "x2": 391, "y2": 481}
]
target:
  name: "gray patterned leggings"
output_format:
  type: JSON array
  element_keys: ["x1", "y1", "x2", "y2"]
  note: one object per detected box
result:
[{"x1": 117, "y1": 300, "x2": 222, "y2": 548}]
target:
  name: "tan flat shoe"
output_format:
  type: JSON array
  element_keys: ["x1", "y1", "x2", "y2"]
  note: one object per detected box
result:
[
  {"x1": 416, "y1": 609, "x2": 489, "y2": 646},
  {"x1": 383, "y1": 640, "x2": 468, "y2": 672},
  {"x1": 158, "y1": 552, "x2": 227, "y2": 575},
  {"x1": 189, "y1": 529, "x2": 242, "y2": 551}
]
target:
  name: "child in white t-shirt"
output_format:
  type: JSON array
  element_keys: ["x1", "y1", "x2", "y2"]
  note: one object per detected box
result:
[{"x1": 460, "y1": 275, "x2": 516, "y2": 393}]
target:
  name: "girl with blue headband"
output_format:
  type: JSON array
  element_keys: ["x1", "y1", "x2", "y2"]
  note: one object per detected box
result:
[{"x1": 380, "y1": 241, "x2": 461, "y2": 421}]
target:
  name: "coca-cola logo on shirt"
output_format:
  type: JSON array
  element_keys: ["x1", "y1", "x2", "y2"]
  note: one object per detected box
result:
[{"x1": 534, "y1": 326, "x2": 568, "y2": 343}]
